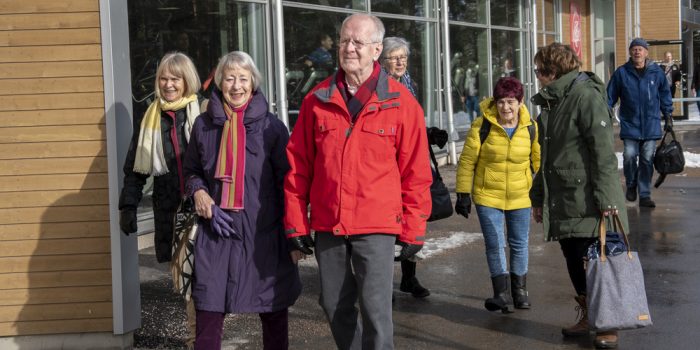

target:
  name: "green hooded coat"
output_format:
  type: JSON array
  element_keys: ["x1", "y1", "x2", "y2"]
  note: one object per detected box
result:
[{"x1": 530, "y1": 70, "x2": 628, "y2": 241}]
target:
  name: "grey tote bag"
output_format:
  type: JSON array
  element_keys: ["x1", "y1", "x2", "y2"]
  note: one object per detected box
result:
[{"x1": 586, "y1": 214, "x2": 652, "y2": 331}]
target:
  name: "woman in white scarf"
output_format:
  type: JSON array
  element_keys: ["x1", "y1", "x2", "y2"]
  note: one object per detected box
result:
[{"x1": 118, "y1": 51, "x2": 201, "y2": 347}]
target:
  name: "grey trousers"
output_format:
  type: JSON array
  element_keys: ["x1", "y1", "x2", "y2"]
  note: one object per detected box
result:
[{"x1": 315, "y1": 233, "x2": 395, "y2": 350}]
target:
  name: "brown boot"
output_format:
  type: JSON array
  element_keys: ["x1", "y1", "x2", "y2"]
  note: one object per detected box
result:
[
  {"x1": 594, "y1": 331, "x2": 618, "y2": 349},
  {"x1": 561, "y1": 295, "x2": 589, "y2": 336}
]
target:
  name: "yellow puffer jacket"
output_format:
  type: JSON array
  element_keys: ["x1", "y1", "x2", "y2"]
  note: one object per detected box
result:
[{"x1": 455, "y1": 98, "x2": 541, "y2": 210}]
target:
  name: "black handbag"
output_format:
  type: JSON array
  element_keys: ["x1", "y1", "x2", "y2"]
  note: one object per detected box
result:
[
  {"x1": 428, "y1": 144, "x2": 453, "y2": 222},
  {"x1": 653, "y1": 125, "x2": 685, "y2": 188},
  {"x1": 170, "y1": 196, "x2": 198, "y2": 300}
]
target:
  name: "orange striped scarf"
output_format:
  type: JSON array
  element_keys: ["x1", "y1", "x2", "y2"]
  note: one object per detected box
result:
[{"x1": 215, "y1": 101, "x2": 249, "y2": 210}]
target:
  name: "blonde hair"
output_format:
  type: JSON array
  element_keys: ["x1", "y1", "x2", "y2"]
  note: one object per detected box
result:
[
  {"x1": 214, "y1": 51, "x2": 263, "y2": 91},
  {"x1": 154, "y1": 52, "x2": 201, "y2": 99}
]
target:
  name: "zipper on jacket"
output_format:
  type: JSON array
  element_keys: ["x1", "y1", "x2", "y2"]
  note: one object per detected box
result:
[{"x1": 346, "y1": 121, "x2": 354, "y2": 138}]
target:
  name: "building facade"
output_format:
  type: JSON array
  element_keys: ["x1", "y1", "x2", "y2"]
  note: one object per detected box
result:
[{"x1": 0, "y1": 0, "x2": 695, "y2": 348}]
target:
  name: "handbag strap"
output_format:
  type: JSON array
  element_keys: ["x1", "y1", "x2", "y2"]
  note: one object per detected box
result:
[
  {"x1": 428, "y1": 145, "x2": 442, "y2": 179},
  {"x1": 598, "y1": 213, "x2": 632, "y2": 262}
]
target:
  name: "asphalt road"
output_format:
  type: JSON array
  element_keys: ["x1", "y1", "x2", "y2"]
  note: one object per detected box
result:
[{"x1": 135, "y1": 126, "x2": 700, "y2": 350}]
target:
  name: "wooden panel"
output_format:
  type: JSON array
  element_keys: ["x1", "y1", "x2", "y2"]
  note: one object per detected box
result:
[
  {"x1": 0, "y1": 76, "x2": 103, "y2": 95},
  {"x1": 0, "y1": 125, "x2": 104, "y2": 143},
  {"x1": 0, "y1": 189, "x2": 109, "y2": 209},
  {"x1": 0, "y1": 302, "x2": 112, "y2": 322},
  {"x1": 0, "y1": 205, "x2": 109, "y2": 224},
  {"x1": 0, "y1": 157, "x2": 107, "y2": 176},
  {"x1": 0, "y1": 45, "x2": 102, "y2": 63},
  {"x1": 0, "y1": 29, "x2": 101, "y2": 47},
  {"x1": 0, "y1": 238, "x2": 110, "y2": 257},
  {"x1": 0, "y1": 92, "x2": 104, "y2": 111},
  {"x1": 0, "y1": 318, "x2": 112, "y2": 336},
  {"x1": 0, "y1": 61, "x2": 102, "y2": 79},
  {"x1": 0, "y1": 221, "x2": 109, "y2": 241},
  {"x1": 0, "y1": 108, "x2": 104, "y2": 127},
  {"x1": 0, "y1": 254, "x2": 110, "y2": 274},
  {"x1": 0, "y1": 286, "x2": 111, "y2": 306},
  {"x1": 0, "y1": 173, "x2": 108, "y2": 192},
  {"x1": 0, "y1": 270, "x2": 111, "y2": 290},
  {"x1": 0, "y1": 13, "x2": 100, "y2": 31},
  {"x1": 639, "y1": 0, "x2": 679, "y2": 40},
  {"x1": 0, "y1": 0, "x2": 98, "y2": 14},
  {"x1": 0, "y1": 141, "x2": 105, "y2": 160}
]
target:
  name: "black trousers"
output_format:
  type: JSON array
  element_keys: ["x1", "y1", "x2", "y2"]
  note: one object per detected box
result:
[{"x1": 559, "y1": 237, "x2": 597, "y2": 296}]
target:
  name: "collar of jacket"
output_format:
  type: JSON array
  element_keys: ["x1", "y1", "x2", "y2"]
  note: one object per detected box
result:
[
  {"x1": 623, "y1": 58, "x2": 660, "y2": 75},
  {"x1": 206, "y1": 87, "x2": 269, "y2": 127},
  {"x1": 480, "y1": 96, "x2": 533, "y2": 127},
  {"x1": 531, "y1": 70, "x2": 601, "y2": 106},
  {"x1": 313, "y1": 68, "x2": 400, "y2": 105}
]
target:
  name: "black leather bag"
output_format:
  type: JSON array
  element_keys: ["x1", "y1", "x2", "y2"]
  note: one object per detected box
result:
[
  {"x1": 654, "y1": 126, "x2": 685, "y2": 188},
  {"x1": 428, "y1": 141, "x2": 453, "y2": 222}
]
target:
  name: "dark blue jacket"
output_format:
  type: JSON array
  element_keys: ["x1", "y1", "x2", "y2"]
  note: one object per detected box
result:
[
  {"x1": 607, "y1": 59, "x2": 673, "y2": 140},
  {"x1": 183, "y1": 89, "x2": 301, "y2": 313}
]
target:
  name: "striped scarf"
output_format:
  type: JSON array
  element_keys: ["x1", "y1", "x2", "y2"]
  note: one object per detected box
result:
[
  {"x1": 134, "y1": 95, "x2": 200, "y2": 175},
  {"x1": 215, "y1": 99, "x2": 249, "y2": 210},
  {"x1": 336, "y1": 61, "x2": 381, "y2": 121}
]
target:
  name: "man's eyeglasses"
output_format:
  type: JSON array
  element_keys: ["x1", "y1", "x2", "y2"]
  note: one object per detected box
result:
[
  {"x1": 384, "y1": 55, "x2": 408, "y2": 63},
  {"x1": 338, "y1": 38, "x2": 378, "y2": 49}
]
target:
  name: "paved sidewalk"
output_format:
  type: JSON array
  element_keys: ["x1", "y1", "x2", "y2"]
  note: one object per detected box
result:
[{"x1": 135, "y1": 127, "x2": 700, "y2": 350}]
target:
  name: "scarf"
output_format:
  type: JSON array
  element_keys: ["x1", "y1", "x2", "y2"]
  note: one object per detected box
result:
[
  {"x1": 133, "y1": 94, "x2": 200, "y2": 175},
  {"x1": 215, "y1": 97, "x2": 250, "y2": 210},
  {"x1": 336, "y1": 61, "x2": 381, "y2": 121},
  {"x1": 400, "y1": 71, "x2": 417, "y2": 98}
]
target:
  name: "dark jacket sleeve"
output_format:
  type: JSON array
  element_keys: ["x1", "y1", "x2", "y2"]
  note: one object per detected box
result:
[
  {"x1": 270, "y1": 116, "x2": 291, "y2": 195},
  {"x1": 529, "y1": 117, "x2": 544, "y2": 207},
  {"x1": 183, "y1": 118, "x2": 209, "y2": 197},
  {"x1": 119, "y1": 117, "x2": 149, "y2": 211}
]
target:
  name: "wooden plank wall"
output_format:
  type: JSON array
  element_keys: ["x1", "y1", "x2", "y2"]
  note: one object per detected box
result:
[{"x1": 0, "y1": 0, "x2": 112, "y2": 336}]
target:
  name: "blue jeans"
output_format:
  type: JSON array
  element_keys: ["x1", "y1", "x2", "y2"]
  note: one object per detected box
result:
[
  {"x1": 475, "y1": 205, "x2": 531, "y2": 277},
  {"x1": 465, "y1": 95, "x2": 480, "y2": 122},
  {"x1": 622, "y1": 139, "x2": 656, "y2": 199}
]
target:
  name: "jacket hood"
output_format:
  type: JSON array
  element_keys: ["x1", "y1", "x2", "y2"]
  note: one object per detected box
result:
[
  {"x1": 205, "y1": 87, "x2": 270, "y2": 126},
  {"x1": 313, "y1": 68, "x2": 401, "y2": 104},
  {"x1": 623, "y1": 58, "x2": 662, "y2": 76},
  {"x1": 532, "y1": 70, "x2": 604, "y2": 106},
  {"x1": 480, "y1": 97, "x2": 533, "y2": 126}
]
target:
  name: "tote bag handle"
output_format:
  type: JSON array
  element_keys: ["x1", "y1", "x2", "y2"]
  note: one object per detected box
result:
[{"x1": 598, "y1": 213, "x2": 632, "y2": 262}]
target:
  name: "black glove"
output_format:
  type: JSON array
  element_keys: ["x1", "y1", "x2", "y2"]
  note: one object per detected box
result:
[
  {"x1": 427, "y1": 127, "x2": 449, "y2": 149},
  {"x1": 120, "y1": 209, "x2": 137, "y2": 235},
  {"x1": 395, "y1": 241, "x2": 423, "y2": 261},
  {"x1": 289, "y1": 235, "x2": 315, "y2": 255},
  {"x1": 663, "y1": 114, "x2": 673, "y2": 132},
  {"x1": 455, "y1": 193, "x2": 472, "y2": 219},
  {"x1": 210, "y1": 204, "x2": 235, "y2": 238}
]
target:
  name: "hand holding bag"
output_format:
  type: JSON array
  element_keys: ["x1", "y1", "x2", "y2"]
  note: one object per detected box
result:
[
  {"x1": 586, "y1": 214, "x2": 652, "y2": 331},
  {"x1": 170, "y1": 197, "x2": 198, "y2": 300},
  {"x1": 428, "y1": 144, "x2": 453, "y2": 222},
  {"x1": 654, "y1": 119, "x2": 685, "y2": 188}
]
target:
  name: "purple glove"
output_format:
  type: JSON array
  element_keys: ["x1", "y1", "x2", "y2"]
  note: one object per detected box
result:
[{"x1": 210, "y1": 204, "x2": 235, "y2": 238}]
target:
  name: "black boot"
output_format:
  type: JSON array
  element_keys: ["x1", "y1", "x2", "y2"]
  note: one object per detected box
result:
[
  {"x1": 400, "y1": 260, "x2": 430, "y2": 298},
  {"x1": 510, "y1": 273, "x2": 530, "y2": 309},
  {"x1": 485, "y1": 274, "x2": 514, "y2": 313}
]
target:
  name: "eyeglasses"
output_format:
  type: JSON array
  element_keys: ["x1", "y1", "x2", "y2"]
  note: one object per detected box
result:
[
  {"x1": 338, "y1": 38, "x2": 378, "y2": 49},
  {"x1": 384, "y1": 55, "x2": 408, "y2": 63}
]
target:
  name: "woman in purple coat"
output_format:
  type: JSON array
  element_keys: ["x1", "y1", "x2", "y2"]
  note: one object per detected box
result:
[{"x1": 183, "y1": 51, "x2": 303, "y2": 350}]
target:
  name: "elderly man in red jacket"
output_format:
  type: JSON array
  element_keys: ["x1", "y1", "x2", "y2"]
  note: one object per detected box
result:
[{"x1": 284, "y1": 13, "x2": 432, "y2": 350}]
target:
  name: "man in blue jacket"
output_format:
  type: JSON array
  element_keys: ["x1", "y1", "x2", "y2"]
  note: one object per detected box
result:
[{"x1": 607, "y1": 38, "x2": 673, "y2": 208}]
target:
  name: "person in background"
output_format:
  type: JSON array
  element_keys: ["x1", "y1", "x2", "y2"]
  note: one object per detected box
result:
[
  {"x1": 380, "y1": 36, "x2": 430, "y2": 299},
  {"x1": 462, "y1": 61, "x2": 480, "y2": 123},
  {"x1": 455, "y1": 76, "x2": 540, "y2": 313},
  {"x1": 304, "y1": 33, "x2": 335, "y2": 69},
  {"x1": 119, "y1": 52, "x2": 201, "y2": 349},
  {"x1": 659, "y1": 51, "x2": 681, "y2": 98},
  {"x1": 607, "y1": 38, "x2": 673, "y2": 208},
  {"x1": 531, "y1": 42, "x2": 628, "y2": 349},
  {"x1": 691, "y1": 59, "x2": 700, "y2": 113},
  {"x1": 183, "y1": 51, "x2": 302, "y2": 350},
  {"x1": 284, "y1": 14, "x2": 432, "y2": 349}
]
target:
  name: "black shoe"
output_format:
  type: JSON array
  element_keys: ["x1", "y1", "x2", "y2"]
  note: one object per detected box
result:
[
  {"x1": 400, "y1": 277, "x2": 431, "y2": 298},
  {"x1": 510, "y1": 273, "x2": 530, "y2": 309},
  {"x1": 625, "y1": 186, "x2": 637, "y2": 202},
  {"x1": 485, "y1": 274, "x2": 514, "y2": 314},
  {"x1": 639, "y1": 197, "x2": 656, "y2": 208}
]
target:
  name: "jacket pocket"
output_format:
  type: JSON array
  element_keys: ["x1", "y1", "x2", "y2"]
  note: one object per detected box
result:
[
  {"x1": 551, "y1": 169, "x2": 589, "y2": 218},
  {"x1": 314, "y1": 117, "x2": 339, "y2": 148},
  {"x1": 360, "y1": 121, "x2": 397, "y2": 160}
]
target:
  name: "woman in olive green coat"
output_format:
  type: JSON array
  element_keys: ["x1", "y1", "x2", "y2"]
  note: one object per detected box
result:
[{"x1": 530, "y1": 43, "x2": 628, "y2": 350}]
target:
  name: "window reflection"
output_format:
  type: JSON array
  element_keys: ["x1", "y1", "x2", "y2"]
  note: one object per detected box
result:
[
  {"x1": 492, "y1": 29, "x2": 522, "y2": 83},
  {"x1": 450, "y1": 25, "x2": 488, "y2": 129},
  {"x1": 372, "y1": 0, "x2": 433, "y2": 17},
  {"x1": 491, "y1": 0, "x2": 521, "y2": 27},
  {"x1": 127, "y1": 0, "x2": 267, "y2": 220},
  {"x1": 448, "y1": 0, "x2": 487, "y2": 24},
  {"x1": 285, "y1": 0, "x2": 365, "y2": 10}
]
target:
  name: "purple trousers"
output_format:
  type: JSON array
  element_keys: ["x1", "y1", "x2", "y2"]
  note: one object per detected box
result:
[{"x1": 195, "y1": 308, "x2": 289, "y2": 350}]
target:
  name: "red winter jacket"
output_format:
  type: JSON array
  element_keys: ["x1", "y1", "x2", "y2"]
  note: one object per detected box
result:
[{"x1": 284, "y1": 70, "x2": 432, "y2": 245}]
